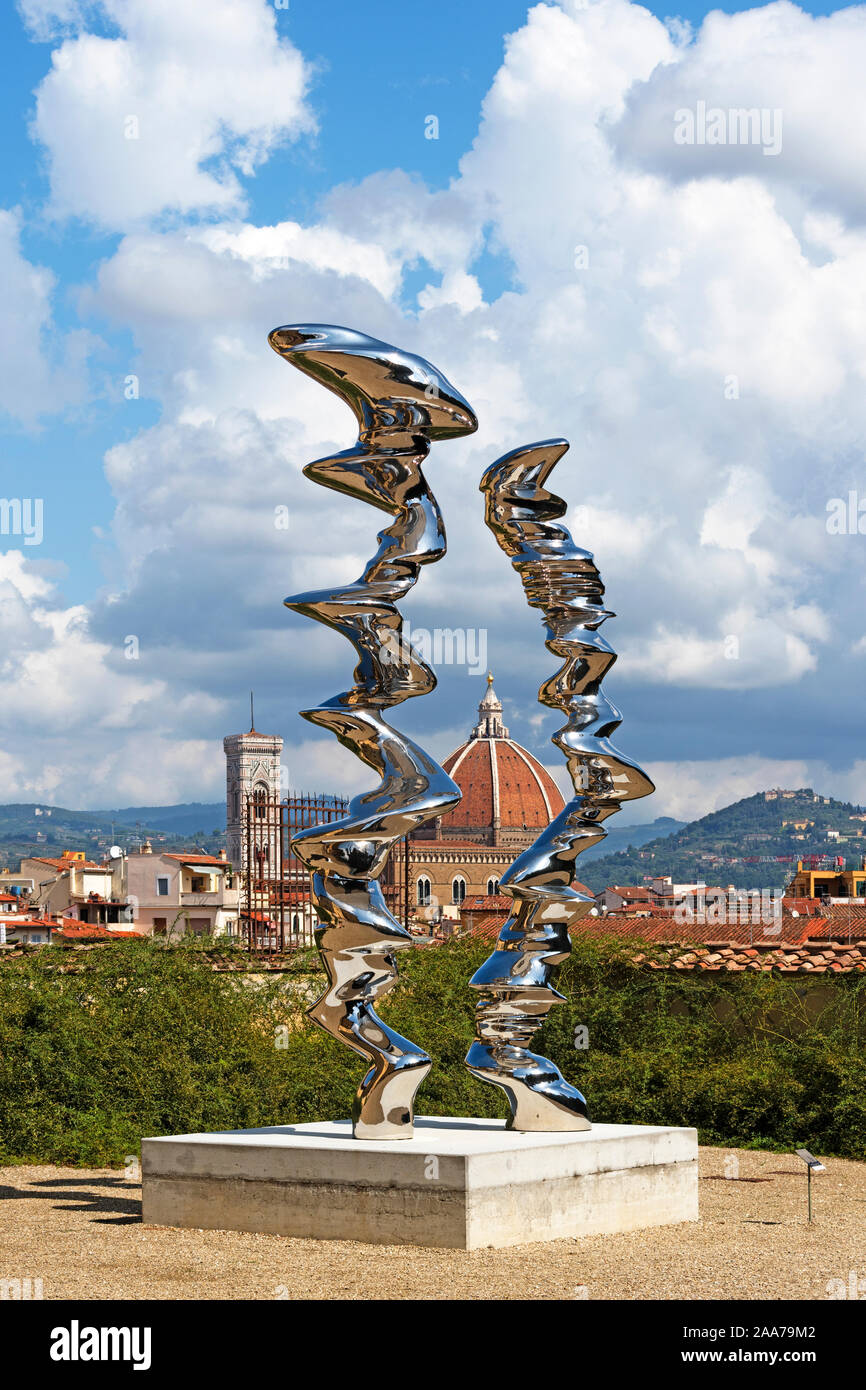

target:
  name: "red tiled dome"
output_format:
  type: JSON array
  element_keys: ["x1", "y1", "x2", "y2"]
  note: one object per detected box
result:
[{"x1": 433, "y1": 677, "x2": 565, "y2": 849}]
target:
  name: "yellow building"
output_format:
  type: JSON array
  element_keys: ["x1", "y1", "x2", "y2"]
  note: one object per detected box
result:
[{"x1": 788, "y1": 860, "x2": 866, "y2": 900}]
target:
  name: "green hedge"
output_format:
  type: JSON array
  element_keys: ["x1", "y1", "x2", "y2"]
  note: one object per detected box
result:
[{"x1": 0, "y1": 934, "x2": 863, "y2": 1165}]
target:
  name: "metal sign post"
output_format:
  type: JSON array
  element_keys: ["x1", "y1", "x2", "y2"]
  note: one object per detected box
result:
[{"x1": 795, "y1": 1148, "x2": 826, "y2": 1223}]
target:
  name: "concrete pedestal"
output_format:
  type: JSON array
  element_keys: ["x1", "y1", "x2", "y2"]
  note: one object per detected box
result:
[{"x1": 142, "y1": 1116, "x2": 698, "y2": 1250}]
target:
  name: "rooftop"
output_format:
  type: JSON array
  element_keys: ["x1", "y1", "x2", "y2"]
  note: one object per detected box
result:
[
  {"x1": 25, "y1": 857, "x2": 105, "y2": 872},
  {"x1": 640, "y1": 941, "x2": 866, "y2": 974},
  {"x1": 161, "y1": 854, "x2": 228, "y2": 866},
  {"x1": 55, "y1": 927, "x2": 142, "y2": 941}
]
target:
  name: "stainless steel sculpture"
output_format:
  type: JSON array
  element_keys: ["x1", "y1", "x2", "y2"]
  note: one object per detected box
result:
[
  {"x1": 270, "y1": 323, "x2": 477, "y2": 1139},
  {"x1": 465, "y1": 439, "x2": 655, "y2": 1131}
]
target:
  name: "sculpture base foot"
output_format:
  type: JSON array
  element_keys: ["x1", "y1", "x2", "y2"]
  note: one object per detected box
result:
[
  {"x1": 465, "y1": 1042, "x2": 591, "y2": 1131},
  {"x1": 142, "y1": 1117, "x2": 698, "y2": 1250},
  {"x1": 352, "y1": 1057, "x2": 432, "y2": 1140}
]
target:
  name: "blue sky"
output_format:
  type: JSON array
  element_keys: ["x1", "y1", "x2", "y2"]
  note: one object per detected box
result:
[
  {"x1": 1, "y1": 1, "x2": 538, "y2": 600},
  {"x1": 0, "y1": 0, "x2": 844, "y2": 599},
  {"x1": 2, "y1": 0, "x2": 865, "y2": 819}
]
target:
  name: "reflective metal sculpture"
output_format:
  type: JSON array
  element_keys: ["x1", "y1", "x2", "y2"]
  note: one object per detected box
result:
[
  {"x1": 269, "y1": 324, "x2": 477, "y2": 1139},
  {"x1": 466, "y1": 439, "x2": 655, "y2": 1131}
]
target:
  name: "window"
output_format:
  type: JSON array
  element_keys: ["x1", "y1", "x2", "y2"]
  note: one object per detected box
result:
[
  {"x1": 153, "y1": 918, "x2": 167, "y2": 935},
  {"x1": 487, "y1": 878, "x2": 500, "y2": 896},
  {"x1": 156, "y1": 877, "x2": 169, "y2": 896},
  {"x1": 190, "y1": 874, "x2": 211, "y2": 893},
  {"x1": 416, "y1": 877, "x2": 432, "y2": 906},
  {"x1": 451, "y1": 877, "x2": 466, "y2": 906},
  {"x1": 253, "y1": 784, "x2": 268, "y2": 818}
]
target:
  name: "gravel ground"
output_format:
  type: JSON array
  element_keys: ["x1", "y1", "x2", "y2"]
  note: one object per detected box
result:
[{"x1": 0, "y1": 1146, "x2": 863, "y2": 1301}]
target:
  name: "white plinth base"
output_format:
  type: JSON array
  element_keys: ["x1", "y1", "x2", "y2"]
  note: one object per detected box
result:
[{"x1": 142, "y1": 1117, "x2": 698, "y2": 1250}]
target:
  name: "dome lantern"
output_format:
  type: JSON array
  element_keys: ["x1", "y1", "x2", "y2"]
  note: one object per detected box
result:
[{"x1": 471, "y1": 671, "x2": 509, "y2": 740}]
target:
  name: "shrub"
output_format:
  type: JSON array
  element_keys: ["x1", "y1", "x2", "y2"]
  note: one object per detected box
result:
[{"x1": 0, "y1": 934, "x2": 862, "y2": 1165}]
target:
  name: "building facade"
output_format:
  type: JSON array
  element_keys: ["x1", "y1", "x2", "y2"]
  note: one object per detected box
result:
[
  {"x1": 21, "y1": 853, "x2": 131, "y2": 924},
  {"x1": 217, "y1": 680, "x2": 564, "y2": 938},
  {"x1": 110, "y1": 846, "x2": 239, "y2": 937}
]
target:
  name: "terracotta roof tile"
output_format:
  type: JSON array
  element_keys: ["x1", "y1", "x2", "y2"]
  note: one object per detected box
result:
[
  {"x1": 462, "y1": 895, "x2": 512, "y2": 912},
  {"x1": 56, "y1": 926, "x2": 141, "y2": 939},
  {"x1": 642, "y1": 939, "x2": 866, "y2": 975},
  {"x1": 4, "y1": 917, "x2": 59, "y2": 929},
  {"x1": 26, "y1": 857, "x2": 104, "y2": 871}
]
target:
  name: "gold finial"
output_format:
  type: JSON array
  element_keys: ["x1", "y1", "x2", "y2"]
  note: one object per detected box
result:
[{"x1": 487, "y1": 671, "x2": 494, "y2": 685}]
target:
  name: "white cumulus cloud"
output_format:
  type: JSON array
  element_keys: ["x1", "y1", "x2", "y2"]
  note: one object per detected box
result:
[{"x1": 23, "y1": 0, "x2": 316, "y2": 228}]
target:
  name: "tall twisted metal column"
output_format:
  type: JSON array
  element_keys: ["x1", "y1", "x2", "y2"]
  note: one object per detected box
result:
[
  {"x1": 269, "y1": 324, "x2": 477, "y2": 1139},
  {"x1": 466, "y1": 438, "x2": 655, "y2": 1131}
]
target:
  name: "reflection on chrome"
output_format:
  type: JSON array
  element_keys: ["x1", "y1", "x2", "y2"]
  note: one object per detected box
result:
[
  {"x1": 466, "y1": 439, "x2": 655, "y2": 1131},
  {"x1": 270, "y1": 324, "x2": 477, "y2": 1139}
]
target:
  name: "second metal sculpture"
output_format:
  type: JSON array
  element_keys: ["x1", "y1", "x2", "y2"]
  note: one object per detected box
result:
[
  {"x1": 466, "y1": 439, "x2": 655, "y2": 1130},
  {"x1": 270, "y1": 323, "x2": 477, "y2": 1139}
]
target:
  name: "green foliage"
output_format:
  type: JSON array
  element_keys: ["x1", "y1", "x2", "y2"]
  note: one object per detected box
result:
[{"x1": 0, "y1": 934, "x2": 863, "y2": 1166}]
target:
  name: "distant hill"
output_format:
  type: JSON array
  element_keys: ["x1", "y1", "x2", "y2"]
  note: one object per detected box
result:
[
  {"x1": 0, "y1": 801, "x2": 225, "y2": 865},
  {"x1": 575, "y1": 816, "x2": 685, "y2": 863},
  {"x1": 578, "y1": 788, "x2": 866, "y2": 893},
  {"x1": 4, "y1": 788, "x2": 865, "y2": 892},
  {"x1": 100, "y1": 803, "x2": 226, "y2": 835}
]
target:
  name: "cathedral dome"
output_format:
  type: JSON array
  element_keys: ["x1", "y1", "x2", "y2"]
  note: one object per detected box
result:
[{"x1": 434, "y1": 676, "x2": 565, "y2": 850}]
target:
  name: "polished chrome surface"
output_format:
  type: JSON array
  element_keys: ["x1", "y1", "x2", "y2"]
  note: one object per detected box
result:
[
  {"x1": 466, "y1": 439, "x2": 655, "y2": 1131},
  {"x1": 270, "y1": 324, "x2": 477, "y2": 1139}
]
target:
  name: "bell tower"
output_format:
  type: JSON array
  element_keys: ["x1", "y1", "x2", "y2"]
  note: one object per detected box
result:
[{"x1": 223, "y1": 697, "x2": 283, "y2": 870}]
